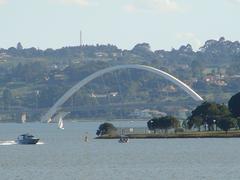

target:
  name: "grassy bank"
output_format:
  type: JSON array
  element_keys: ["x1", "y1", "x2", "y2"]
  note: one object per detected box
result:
[{"x1": 95, "y1": 130, "x2": 240, "y2": 139}]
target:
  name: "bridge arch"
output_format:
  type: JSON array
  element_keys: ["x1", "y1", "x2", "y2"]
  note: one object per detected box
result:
[{"x1": 41, "y1": 64, "x2": 203, "y2": 122}]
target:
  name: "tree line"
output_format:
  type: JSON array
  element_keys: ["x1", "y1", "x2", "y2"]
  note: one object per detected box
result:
[{"x1": 96, "y1": 91, "x2": 240, "y2": 136}]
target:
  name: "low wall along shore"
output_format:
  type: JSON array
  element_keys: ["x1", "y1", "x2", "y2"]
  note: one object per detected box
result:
[{"x1": 96, "y1": 130, "x2": 240, "y2": 139}]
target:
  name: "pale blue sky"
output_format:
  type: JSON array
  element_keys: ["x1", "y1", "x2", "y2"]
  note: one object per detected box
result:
[{"x1": 0, "y1": 0, "x2": 239, "y2": 51}]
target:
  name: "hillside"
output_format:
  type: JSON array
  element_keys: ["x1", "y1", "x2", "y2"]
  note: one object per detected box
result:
[{"x1": 0, "y1": 37, "x2": 240, "y2": 121}]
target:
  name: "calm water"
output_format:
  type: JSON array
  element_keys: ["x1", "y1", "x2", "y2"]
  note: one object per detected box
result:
[{"x1": 1, "y1": 121, "x2": 240, "y2": 180}]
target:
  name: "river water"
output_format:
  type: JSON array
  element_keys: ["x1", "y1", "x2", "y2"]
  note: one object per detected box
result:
[{"x1": 0, "y1": 121, "x2": 240, "y2": 180}]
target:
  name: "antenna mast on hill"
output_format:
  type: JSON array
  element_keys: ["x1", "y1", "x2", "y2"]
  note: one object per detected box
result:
[
  {"x1": 79, "y1": 30, "x2": 84, "y2": 62},
  {"x1": 80, "y1": 30, "x2": 82, "y2": 47}
]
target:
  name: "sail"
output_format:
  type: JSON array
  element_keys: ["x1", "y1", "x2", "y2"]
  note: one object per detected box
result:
[
  {"x1": 21, "y1": 112, "x2": 27, "y2": 123},
  {"x1": 58, "y1": 116, "x2": 64, "y2": 129},
  {"x1": 47, "y1": 118, "x2": 52, "y2": 123}
]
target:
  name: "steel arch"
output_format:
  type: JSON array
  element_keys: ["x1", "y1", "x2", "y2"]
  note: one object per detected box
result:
[{"x1": 41, "y1": 64, "x2": 203, "y2": 122}]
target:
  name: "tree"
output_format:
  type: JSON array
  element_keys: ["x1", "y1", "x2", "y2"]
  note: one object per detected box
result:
[
  {"x1": 217, "y1": 117, "x2": 236, "y2": 133},
  {"x1": 132, "y1": 43, "x2": 151, "y2": 52},
  {"x1": 187, "y1": 101, "x2": 230, "y2": 130},
  {"x1": 228, "y1": 92, "x2": 240, "y2": 117},
  {"x1": 37, "y1": 85, "x2": 66, "y2": 108},
  {"x1": 96, "y1": 122, "x2": 117, "y2": 136},
  {"x1": 191, "y1": 60, "x2": 203, "y2": 78},
  {"x1": 191, "y1": 116, "x2": 203, "y2": 131},
  {"x1": 236, "y1": 117, "x2": 240, "y2": 129},
  {"x1": 2, "y1": 88, "x2": 13, "y2": 110},
  {"x1": 147, "y1": 116, "x2": 179, "y2": 133},
  {"x1": 17, "y1": 42, "x2": 23, "y2": 50},
  {"x1": 147, "y1": 117, "x2": 159, "y2": 133}
]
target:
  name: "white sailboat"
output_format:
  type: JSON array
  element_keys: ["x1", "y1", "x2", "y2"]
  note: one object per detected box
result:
[
  {"x1": 47, "y1": 117, "x2": 52, "y2": 123},
  {"x1": 21, "y1": 112, "x2": 27, "y2": 123},
  {"x1": 58, "y1": 116, "x2": 64, "y2": 130}
]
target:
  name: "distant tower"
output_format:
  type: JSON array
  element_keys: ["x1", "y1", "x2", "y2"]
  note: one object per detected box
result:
[
  {"x1": 79, "y1": 30, "x2": 84, "y2": 62},
  {"x1": 80, "y1": 30, "x2": 82, "y2": 47}
]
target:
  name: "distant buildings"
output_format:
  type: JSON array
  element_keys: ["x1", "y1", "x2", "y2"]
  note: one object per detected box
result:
[
  {"x1": 203, "y1": 74, "x2": 227, "y2": 86},
  {"x1": 0, "y1": 52, "x2": 10, "y2": 62},
  {"x1": 130, "y1": 109, "x2": 167, "y2": 119},
  {"x1": 89, "y1": 92, "x2": 118, "y2": 98}
]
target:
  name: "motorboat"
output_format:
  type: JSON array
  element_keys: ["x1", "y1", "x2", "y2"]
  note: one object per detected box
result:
[
  {"x1": 118, "y1": 136, "x2": 129, "y2": 143},
  {"x1": 16, "y1": 133, "x2": 39, "y2": 144}
]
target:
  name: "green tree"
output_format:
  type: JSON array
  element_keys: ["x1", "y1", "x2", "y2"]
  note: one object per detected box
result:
[
  {"x1": 192, "y1": 116, "x2": 203, "y2": 131},
  {"x1": 17, "y1": 42, "x2": 23, "y2": 50},
  {"x1": 147, "y1": 117, "x2": 159, "y2": 133},
  {"x1": 38, "y1": 85, "x2": 66, "y2": 108},
  {"x1": 217, "y1": 117, "x2": 236, "y2": 133},
  {"x1": 191, "y1": 60, "x2": 203, "y2": 78},
  {"x1": 236, "y1": 117, "x2": 240, "y2": 129},
  {"x1": 2, "y1": 88, "x2": 13, "y2": 110},
  {"x1": 228, "y1": 92, "x2": 240, "y2": 117},
  {"x1": 188, "y1": 102, "x2": 230, "y2": 130},
  {"x1": 147, "y1": 116, "x2": 179, "y2": 133},
  {"x1": 96, "y1": 122, "x2": 117, "y2": 136}
]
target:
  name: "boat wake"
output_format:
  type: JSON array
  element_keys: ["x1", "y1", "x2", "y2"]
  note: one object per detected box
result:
[
  {"x1": 0, "y1": 140, "x2": 17, "y2": 146},
  {"x1": 37, "y1": 141, "x2": 44, "y2": 145},
  {"x1": 0, "y1": 140, "x2": 44, "y2": 145}
]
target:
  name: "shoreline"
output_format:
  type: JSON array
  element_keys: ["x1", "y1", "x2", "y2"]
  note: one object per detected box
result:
[{"x1": 95, "y1": 131, "x2": 240, "y2": 139}]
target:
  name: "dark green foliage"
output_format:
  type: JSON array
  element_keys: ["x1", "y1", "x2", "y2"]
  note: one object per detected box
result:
[
  {"x1": 191, "y1": 60, "x2": 203, "y2": 78},
  {"x1": 187, "y1": 102, "x2": 230, "y2": 130},
  {"x1": 131, "y1": 43, "x2": 157, "y2": 61},
  {"x1": 228, "y1": 92, "x2": 240, "y2": 117},
  {"x1": 236, "y1": 117, "x2": 240, "y2": 129},
  {"x1": 191, "y1": 116, "x2": 203, "y2": 131},
  {"x1": 64, "y1": 61, "x2": 109, "y2": 82},
  {"x1": 96, "y1": 122, "x2": 117, "y2": 136},
  {"x1": 217, "y1": 117, "x2": 236, "y2": 132},
  {"x1": 12, "y1": 62, "x2": 47, "y2": 82},
  {"x1": 147, "y1": 116, "x2": 179, "y2": 132},
  {"x1": 2, "y1": 88, "x2": 13, "y2": 110},
  {"x1": 37, "y1": 85, "x2": 67, "y2": 108}
]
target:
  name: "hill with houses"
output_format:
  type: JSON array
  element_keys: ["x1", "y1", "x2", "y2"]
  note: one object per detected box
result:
[{"x1": 0, "y1": 37, "x2": 240, "y2": 121}]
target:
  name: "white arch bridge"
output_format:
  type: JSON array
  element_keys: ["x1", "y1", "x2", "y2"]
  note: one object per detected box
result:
[{"x1": 41, "y1": 64, "x2": 203, "y2": 122}]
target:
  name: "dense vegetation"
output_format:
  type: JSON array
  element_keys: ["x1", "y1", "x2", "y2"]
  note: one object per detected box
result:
[
  {"x1": 96, "y1": 122, "x2": 117, "y2": 136},
  {"x1": 147, "y1": 116, "x2": 179, "y2": 133},
  {"x1": 186, "y1": 91, "x2": 240, "y2": 132},
  {"x1": 97, "y1": 92, "x2": 240, "y2": 136},
  {"x1": 0, "y1": 37, "x2": 240, "y2": 121},
  {"x1": 228, "y1": 92, "x2": 240, "y2": 117},
  {"x1": 145, "y1": 91, "x2": 240, "y2": 133}
]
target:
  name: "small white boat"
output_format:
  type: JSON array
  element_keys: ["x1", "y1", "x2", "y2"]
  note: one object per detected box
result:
[{"x1": 58, "y1": 116, "x2": 64, "y2": 130}]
